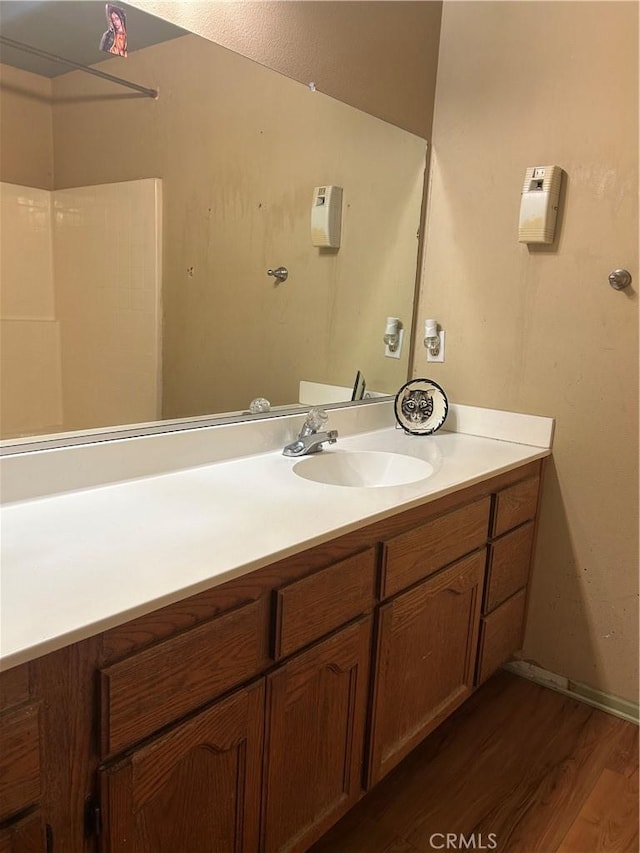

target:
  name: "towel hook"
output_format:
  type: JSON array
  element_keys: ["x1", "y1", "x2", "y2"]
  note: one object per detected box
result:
[
  {"x1": 267, "y1": 266, "x2": 288, "y2": 283},
  {"x1": 608, "y1": 269, "x2": 632, "y2": 291}
]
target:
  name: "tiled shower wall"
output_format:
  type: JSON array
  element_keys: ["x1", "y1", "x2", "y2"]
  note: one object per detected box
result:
[
  {"x1": 53, "y1": 179, "x2": 162, "y2": 433},
  {"x1": 0, "y1": 183, "x2": 63, "y2": 437},
  {"x1": 0, "y1": 178, "x2": 161, "y2": 438}
]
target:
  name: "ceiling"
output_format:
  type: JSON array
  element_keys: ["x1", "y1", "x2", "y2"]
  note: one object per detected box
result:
[{"x1": 0, "y1": 1, "x2": 187, "y2": 77}]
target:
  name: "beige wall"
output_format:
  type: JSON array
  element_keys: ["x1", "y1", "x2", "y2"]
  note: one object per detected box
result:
[
  {"x1": 416, "y1": 1, "x2": 638, "y2": 702},
  {"x1": 0, "y1": 63, "x2": 54, "y2": 190},
  {"x1": 51, "y1": 35, "x2": 425, "y2": 418},
  {"x1": 133, "y1": 1, "x2": 442, "y2": 140}
]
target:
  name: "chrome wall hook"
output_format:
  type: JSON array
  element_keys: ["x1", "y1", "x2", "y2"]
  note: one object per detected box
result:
[
  {"x1": 608, "y1": 269, "x2": 632, "y2": 291},
  {"x1": 267, "y1": 266, "x2": 288, "y2": 283}
]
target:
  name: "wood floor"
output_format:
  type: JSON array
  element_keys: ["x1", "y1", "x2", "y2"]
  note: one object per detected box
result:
[{"x1": 310, "y1": 672, "x2": 639, "y2": 853}]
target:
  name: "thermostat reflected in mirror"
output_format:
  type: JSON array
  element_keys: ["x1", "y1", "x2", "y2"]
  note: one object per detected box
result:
[{"x1": 311, "y1": 186, "x2": 343, "y2": 248}]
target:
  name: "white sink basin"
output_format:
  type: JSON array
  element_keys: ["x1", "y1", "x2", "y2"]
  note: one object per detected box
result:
[{"x1": 292, "y1": 450, "x2": 433, "y2": 488}]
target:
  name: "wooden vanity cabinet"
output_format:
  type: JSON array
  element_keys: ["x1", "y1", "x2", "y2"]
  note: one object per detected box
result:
[
  {"x1": 4, "y1": 459, "x2": 544, "y2": 853},
  {"x1": 367, "y1": 467, "x2": 542, "y2": 787}
]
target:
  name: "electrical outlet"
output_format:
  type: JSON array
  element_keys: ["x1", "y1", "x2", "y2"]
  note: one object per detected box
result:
[
  {"x1": 385, "y1": 328, "x2": 404, "y2": 359},
  {"x1": 426, "y1": 330, "x2": 445, "y2": 363}
]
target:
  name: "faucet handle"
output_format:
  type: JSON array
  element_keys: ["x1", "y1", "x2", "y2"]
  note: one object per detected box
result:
[{"x1": 305, "y1": 407, "x2": 328, "y2": 431}]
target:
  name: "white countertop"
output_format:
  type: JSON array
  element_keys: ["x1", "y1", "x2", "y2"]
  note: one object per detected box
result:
[{"x1": 0, "y1": 414, "x2": 552, "y2": 671}]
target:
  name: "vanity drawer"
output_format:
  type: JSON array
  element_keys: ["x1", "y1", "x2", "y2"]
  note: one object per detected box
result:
[
  {"x1": 0, "y1": 702, "x2": 41, "y2": 822},
  {"x1": 491, "y1": 477, "x2": 539, "y2": 538},
  {"x1": 274, "y1": 548, "x2": 376, "y2": 659},
  {"x1": 101, "y1": 596, "x2": 271, "y2": 757},
  {"x1": 476, "y1": 589, "x2": 527, "y2": 685},
  {"x1": 382, "y1": 497, "x2": 491, "y2": 598},
  {"x1": 484, "y1": 521, "x2": 535, "y2": 613}
]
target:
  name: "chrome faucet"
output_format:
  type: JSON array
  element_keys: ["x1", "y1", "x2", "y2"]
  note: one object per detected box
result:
[{"x1": 283, "y1": 408, "x2": 338, "y2": 457}]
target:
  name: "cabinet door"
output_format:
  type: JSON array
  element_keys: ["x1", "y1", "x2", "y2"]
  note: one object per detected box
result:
[
  {"x1": 0, "y1": 702, "x2": 41, "y2": 823},
  {"x1": 99, "y1": 680, "x2": 264, "y2": 853},
  {"x1": 262, "y1": 617, "x2": 372, "y2": 853},
  {"x1": 0, "y1": 812, "x2": 46, "y2": 853},
  {"x1": 368, "y1": 551, "x2": 485, "y2": 786}
]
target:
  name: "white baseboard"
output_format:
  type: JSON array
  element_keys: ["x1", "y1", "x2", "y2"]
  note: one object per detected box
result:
[{"x1": 504, "y1": 660, "x2": 639, "y2": 725}]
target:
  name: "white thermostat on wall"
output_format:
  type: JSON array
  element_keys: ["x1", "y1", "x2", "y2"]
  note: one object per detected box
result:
[
  {"x1": 518, "y1": 165, "x2": 562, "y2": 244},
  {"x1": 311, "y1": 185, "x2": 343, "y2": 248}
]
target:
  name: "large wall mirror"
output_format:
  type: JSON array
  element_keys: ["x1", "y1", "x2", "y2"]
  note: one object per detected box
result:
[{"x1": 0, "y1": 1, "x2": 427, "y2": 447}]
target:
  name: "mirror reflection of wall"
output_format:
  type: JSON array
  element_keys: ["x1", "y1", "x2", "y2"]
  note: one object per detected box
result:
[{"x1": 0, "y1": 2, "x2": 427, "y2": 440}]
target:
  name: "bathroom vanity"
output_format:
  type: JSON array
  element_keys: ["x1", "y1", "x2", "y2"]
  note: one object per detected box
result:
[{"x1": 0, "y1": 404, "x2": 551, "y2": 851}]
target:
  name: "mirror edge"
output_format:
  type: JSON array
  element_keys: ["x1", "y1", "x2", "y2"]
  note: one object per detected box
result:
[{"x1": 0, "y1": 396, "x2": 396, "y2": 456}]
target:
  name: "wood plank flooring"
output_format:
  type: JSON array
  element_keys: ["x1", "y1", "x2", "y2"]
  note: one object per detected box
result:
[{"x1": 310, "y1": 671, "x2": 638, "y2": 853}]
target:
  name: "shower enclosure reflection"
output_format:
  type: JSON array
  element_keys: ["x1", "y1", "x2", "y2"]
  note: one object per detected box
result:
[{"x1": 0, "y1": 178, "x2": 161, "y2": 437}]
